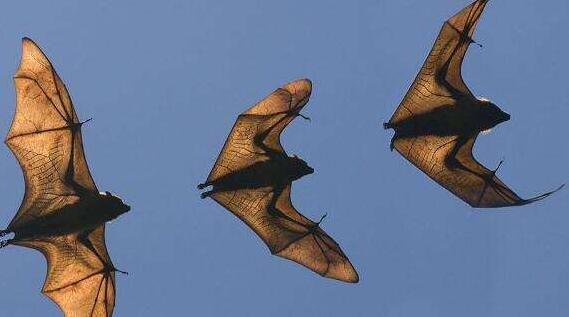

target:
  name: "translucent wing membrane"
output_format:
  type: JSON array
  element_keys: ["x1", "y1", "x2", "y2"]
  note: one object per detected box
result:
[
  {"x1": 389, "y1": 0, "x2": 488, "y2": 125},
  {"x1": 13, "y1": 226, "x2": 115, "y2": 317},
  {"x1": 6, "y1": 38, "x2": 97, "y2": 229}
]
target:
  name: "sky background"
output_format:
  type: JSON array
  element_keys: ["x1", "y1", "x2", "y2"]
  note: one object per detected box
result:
[{"x1": 0, "y1": 0, "x2": 568, "y2": 316}]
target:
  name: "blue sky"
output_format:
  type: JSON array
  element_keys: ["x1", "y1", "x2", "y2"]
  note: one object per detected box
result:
[{"x1": 0, "y1": 0, "x2": 568, "y2": 316}]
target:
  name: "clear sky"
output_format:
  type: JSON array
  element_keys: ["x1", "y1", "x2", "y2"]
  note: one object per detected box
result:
[{"x1": 0, "y1": 0, "x2": 568, "y2": 316}]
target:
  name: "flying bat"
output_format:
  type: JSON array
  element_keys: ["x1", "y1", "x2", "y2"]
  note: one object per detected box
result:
[
  {"x1": 384, "y1": 0, "x2": 562, "y2": 208},
  {"x1": 198, "y1": 79, "x2": 359, "y2": 283},
  {"x1": 0, "y1": 38, "x2": 130, "y2": 317}
]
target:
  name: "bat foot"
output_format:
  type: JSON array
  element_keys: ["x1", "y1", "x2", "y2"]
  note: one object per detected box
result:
[
  {"x1": 0, "y1": 230, "x2": 10, "y2": 238},
  {"x1": 383, "y1": 122, "x2": 392, "y2": 130},
  {"x1": 200, "y1": 191, "x2": 212, "y2": 199},
  {"x1": 197, "y1": 182, "x2": 209, "y2": 190},
  {"x1": 0, "y1": 240, "x2": 9, "y2": 249}
]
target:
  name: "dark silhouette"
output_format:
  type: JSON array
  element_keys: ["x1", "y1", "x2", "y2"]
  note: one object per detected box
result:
[
  {"x1": 0, "y1": 38, "x2": 130, "y2": 317},
  {"x1": 198, "y1": 79, "x2": 358, "y2": 283},
  {"x1": 384, "y1": 0, "x2": 563, "y2": 208}
]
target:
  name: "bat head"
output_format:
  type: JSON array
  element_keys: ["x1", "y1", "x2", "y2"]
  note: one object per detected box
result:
[
  {"x1": 290, "y1": 154, "x2": 314, "y2": 179},
  {"x1": 99, "y1": 191, "x2": 131, "y2": 220},
  {"x1": 478, "y1": 98, "x2": 510, "y2": 130}
]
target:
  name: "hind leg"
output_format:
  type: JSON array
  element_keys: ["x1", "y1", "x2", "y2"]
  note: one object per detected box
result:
[
  {"x1": 197, "y1": 181, "x2": 211, "y2": 190},
  {"x1": 200, "y1": 190, "x2": 213, "y2": 199}
]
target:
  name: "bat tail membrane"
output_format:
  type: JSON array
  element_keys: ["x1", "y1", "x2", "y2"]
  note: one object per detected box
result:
[{"x1": 518, "y1": 184, "x2": 565, "y2": 206}]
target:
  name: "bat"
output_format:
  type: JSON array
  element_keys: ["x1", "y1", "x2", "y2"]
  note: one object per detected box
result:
[
  {"x1": 198, "y1": 79, "x2": 359, "y2": 283},
  {"x1": 0, "y1": 38, "x2": 130, "y2": 317},
  {"x1": 384, "y1": 0, "x2": 563, "y2": 208}
]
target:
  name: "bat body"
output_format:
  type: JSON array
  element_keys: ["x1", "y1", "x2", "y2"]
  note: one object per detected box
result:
[
  {"x1": 7, "y1": 193, "x2": 127, "y2": 241},
  {"x1": 0, "y1": 38, "x2": 130, "y2": 317},
  {"x1": 199, "y1": 79, "x2": 358, "y2": 283},
  {"x1": 385, "y1": 0, "x2": 562, "y2": 208}
]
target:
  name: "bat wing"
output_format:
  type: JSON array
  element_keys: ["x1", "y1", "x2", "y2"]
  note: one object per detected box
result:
[
  {"x1": 13, "y1": 225, "x2": 116, "y2": 317},
  {"x1": 394, "y1": 133, "x2": 562, "y2": 207},
  {"x1": 388, "y1": 0, "x2": 488, "y2": 125},
  {"x1": 211, "y1": 183, "x2": 359, "y2": 283},
  {"x1": 5, "y1": 38, "x2": 97, "y2": 231},
  {"x1": 206, "y1": 79, "x2": 358, "y2": 282},
  {"x1": 206, "y1": 79, "x2": 311, "y2": 182}
]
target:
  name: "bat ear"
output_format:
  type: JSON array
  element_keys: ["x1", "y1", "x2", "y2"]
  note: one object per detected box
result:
[
  {"x1": 105, "y1": 191, "x2": 112, "y2": 196},
  {"x1": 292, "y1": 154, "x2": 298, "y2": 159}
]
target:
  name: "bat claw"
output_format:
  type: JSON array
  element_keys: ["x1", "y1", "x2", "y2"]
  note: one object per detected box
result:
[
  {"x1": 0, "y1": 230, "x2": 10, "y2": 238},
  {"x1": 316, "y1": 213, "x2": 327, "y2": 225},
  {"x1": 0, "y1": 240, "x2": 9, "y2": 249},
  {"x1": 197, "y1": 182, "x2": 208, "y2": 190},
  {"x1": 200, "y1": 191, "x2": 212, "y2": 199},
  {"x1": 307, "y1": 213, "x2": 327, "y2": 233},
  {"x1": 470, "y1": 38, "x2": 483, "y2": 48},
  {"x1": 491, "y1": 160, "x2": 504, "y2": 175},
  {"x1": 114, "y1": 268, "x2": 129, "y2": 275}
]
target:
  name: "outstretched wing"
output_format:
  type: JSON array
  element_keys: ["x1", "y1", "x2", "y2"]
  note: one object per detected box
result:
[
  {"x1": 13, "y1": 225, "x2": 116, "y2": 317},
  {"x1": 212, "y1": 182, "x2": 358, "y2": 282},
  {"x1": 205, "y1": 79, "x2": 358, "y2": 282},
  {"x1": 394, "y1": 133, "x2": 562, "y2": 208},
  {"x1": 206, "y1": 79, "x2": 311, "y2": 182},
  {"x1": 5, "y1": 38, "x2": 97, "y2": 231},
  {"x1": 388, "y1": 0, "x2": 488, "y2": 125}
]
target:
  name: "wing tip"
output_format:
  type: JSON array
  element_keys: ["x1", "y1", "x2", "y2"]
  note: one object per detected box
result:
[
  {"x1": 326, "y1": 261, "x2": 360, "y2": 283},
  {"x1": 243, "y1": 78, "x2": 312, "y2": 116},
  {"x1": 448, "y1": 0, "x2": 489, "y2": 25},
  {"x1": 15, "y1": 37, "x2": 50, "y2": 77},
  {"x1": 471, "y1": 183, "x2": 565, "y2": 208},
  {"x1": 523, "y1": 183, "x2": 565, "y2": 205},
  {"x1": 282, "y1": 78, "x2": 312, "y2": 105},
  {"x1": 274, "y1": 232, "x2": 360, "y2": 284},
  {"x1": 20, "y1": 37, "x2": 40, "y2": 56},
  {"x1": 22, "y1": 36, "x2": 35, "y2": 45}
]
